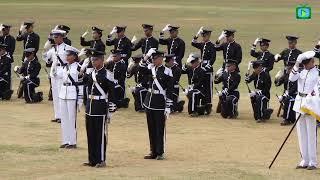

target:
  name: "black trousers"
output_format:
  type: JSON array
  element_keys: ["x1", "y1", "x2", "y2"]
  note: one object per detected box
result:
[
  {"x1": 146, "y1": 109, "x2": 165, "y2": 156},
  {"x1": 0, "y1": 80, "x2": 11, "y2": 99},
  {"x1": 187, "y1": 89, "x2": 204, "y2": 114},
  {"x1": 221, "y1": 92, "x2": 239, "y2": 118},
  {"x1": 251, "y1": 95, "x2": 269, "y2": 120},
  {"x1": 132, "y1": 86, "x2": 147, "y2": 111},
  {"x1": 23, "y1": 80, "x2": 42, "y2": 103},
  {"x1": 113, "y1": 83, "x2": 126, "y2": 108},
  {"x1": 282, "y1": 96, "x2": 296, "y2": 123},
  {"x1": 202, "y1": 73, "x2": 213, "y2": 104},
  {"x1": 85, "y1": 115, "x2": 107, "y2": 165}
]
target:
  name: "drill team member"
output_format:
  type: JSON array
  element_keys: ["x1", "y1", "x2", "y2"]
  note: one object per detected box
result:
[
  {"x1": 106, "y1": 25, "x2": 132, "y2": 66},
  {"x1": 274, "y1": 35, "x2": 302, "y2": 67},
  {"x1": 289, "y1": 51, "x2": 318, "y2": 170},
  {"x1": 0, "y1": 24, "x2": 15, "y2": 62},
  {"x1": 59, "y1": 47, "x2": 82, "y2": 149},
  {"x1": 182, "y1": 53, "x2": 207, "y2": 116},
  {"x1": 192, "y1": 27, "x2": 216, "y2": 113},
  {"x1": 159, "y1": 24, "x2": 185, "y2": 67},
  {"x1": 143, "y1": 49, "x2": 173, "y2": 160},
  {"x1": 250, "y1": 38, "x2": 275, "y2": 72},
  {"x1": 215, "y1": 29, "x2": 242, "y2": 70},
  {"x1": 83, "y1": 49, "x2": 114, "y2": 168},
  {"x1": 14, "y1": 48, "x2": 43, "y2": 103},
  {"x1": 106, "y1": 49, "x2": 129, "y2": 108},
  {"x1": 43, "y1": 29, "x2": 71, "y2": 123},
  {"x1": 54, "y1": 25, "x2": 72, "y2": 45},
  {"x1": 0, "y1": 44, "x2": 13, "y2": 100},
  {"x1": 16, "y1": 20, "x2": 40, "y2": 62},
  {"x1": 214, "y1": 59, "x2": 241, "y2": 119},
  {"x1": 245, "y1": 60, "x2": 273, "y2": 123},
  {"x1": 131, "y1": 24, "x2": 159, "y2": 55}
]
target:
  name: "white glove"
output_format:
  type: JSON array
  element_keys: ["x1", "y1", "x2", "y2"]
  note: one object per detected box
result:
[
  {"x1": 78, "y1": 48, "x2": 87, "y2": 58},
  {"x1": 146, "y1": 48, "x2": 157, "y2": 57},
  {"x1": 131, "y1": 35, "x2": 137, "y2": 43},
  {"x1": 183, "y1": 89, "x2": 189, "y2": 95},
  {"x1": 109, "y1": 26, "x2": 117, "y2": 35},
  {"x1": 253, "y1": 38, "x2": 261, "y2": 46},
  {"x1": 296, "y1": 53, "x2": 305, "y2": 64},
  {"x1": 249, "y1": 91, "x2": 256, "y2": 97},
  {"x1": 43, "y1": 40, "x2": 52, "y2": 51},
  {"x1": 81, "y1": 31, "x2": 89, "y2": 38},
  {"x1": 19, "y1": 24, "x2": 27, "y2": 33},
  {"x1": 0, "y1": 24, "x2": 4, "y2": 31},
  {"x1": 162, "y1": 24, "x2": 171, "y2": 32},
  {"x1": 114, "y1": 79, "x2": 118, "y2": 85},
  {"x1": 14, "y1": 66, "x2": 20, "y2": 72},
  {"x1": 218, "y1": 31, "x2": 226, "y2": 41},
  {"x1": 256, "y1": 90, "x2": 262, "y2": 96},
  {"x1": 274, "y1": 54, "x2": 281, "y2": 61},
  {"x1": 317, "y1": 40, "x2": 320, "y2": 45},
  {"x1": 196, "y1": 26, "x2": 204, "y2": 37},
  {"x1": 165, "y1": 108, "x2": 171, "y2": 119},
  {"x1": 216, "y1": 91, "x2": 222, "y2": 96},
  {"x1": 25, "y1": 75, "x2": 30, "y2": 79},
  {"x1": 278, "y1": 95, "x2": 283, "y2": 103},
  {"x1": 77, "y1": 99, "x2": 83, "y2": 111}
]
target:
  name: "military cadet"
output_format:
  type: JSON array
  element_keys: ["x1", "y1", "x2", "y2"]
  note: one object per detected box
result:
[
  {"x1": 214, "y1": 59, "x2": 241, "y2": 119},
  {"x1": 289, "y1": 51, "x2": 318, "y2": 170},
  {"x1": 182, "y1": 53, "x2": 207, "y2": 116},
  {"x1": 164, "y1": 54, "x2": 184, "y2": 112},
  {"x1": 131, "y1": 24, "x2": 159, "y2": 55},
  {"x1": 274, "y1": 35, "x2": 302, "y2": 67},
  {"x1": 159, "y1": 24, "x2": 185, "y2": 67},
  {"x1": 0, "y1": 44, "x2": 13, "y2": 100},
  {"x1": 43, "y1": 29, "x2": 72, "y2": 123},
  {"x1": 191, "y1": 27, "x2": 216, "y2": 113},
  {"x1": 215, "y1": 29, "x2": 242, "y2": 70},
  {"x1": 127, "y1": 54, "x2": 150, "y2": 112},
  {"x1": 80, "y1": 26, "x2": 106, "y2": 52},
  {"x1": 80, "y1": 26, "x2": 106, "y2": 104},
  {"x1": 14, "y1": 48, "x2": 43, "y2": 103},
  {"x1": 105, "y1": 49, "x2": 129, "y2": 109},
  {"x1": 16, "y1": 21, "x2": 40, "y2": 62},
  {"x1": 59, "y1": 47, "x2": 82, "y2": 149},
  {"x1": 83, "y1": 49, "x2": 114, "y2": 168},
  {"x1": 250, "y1": 38, "x2": 275, "y2": 72},
  {"x1": 274, "y1": 60, "x2": 297, "y2": 126},
  {"x1": 54, "y1": 25, "x2": 72, "y2": 45},
  {"x1": 106, "y1": 25, "x2": 132, "y2": 65},
  {"x1": 245, "y1": 60, "x2": 273, "y2": 123},
  {"x1": 142, "y1": 49, "x2": 173, "y2": 160},
  {"x1": 0, "y1": 24, "x2": 15, "y2": 62}
]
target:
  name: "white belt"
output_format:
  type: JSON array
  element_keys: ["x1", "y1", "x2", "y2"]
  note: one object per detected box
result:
[
  {"x1": 89, "y1": 95, "x2": 107, "y2": 100},
  {"x1": 148, "y1": 89, "x2": 165, "y2": 95}
]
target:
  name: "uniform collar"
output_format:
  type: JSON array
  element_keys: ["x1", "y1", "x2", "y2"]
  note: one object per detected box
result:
[{"x1": 95, "y1": 65, "x2": 105, "y2": 72}]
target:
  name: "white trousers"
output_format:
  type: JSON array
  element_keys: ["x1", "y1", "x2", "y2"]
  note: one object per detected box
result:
[
  {"x1": 51, "y1": 77, "x2": 62, "y2": 119},
  {"x1": 296, "y1": 113, "x2": 318, "y2": 167},
  {"x1": 60, "y1": 99, "x2": 77, "y2": 145}
]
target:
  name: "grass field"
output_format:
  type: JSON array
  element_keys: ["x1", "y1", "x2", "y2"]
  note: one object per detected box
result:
[{"x1": 1, "y1": 0, "x2": 320, "y2": 179}]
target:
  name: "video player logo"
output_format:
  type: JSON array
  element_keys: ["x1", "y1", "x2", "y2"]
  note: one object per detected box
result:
[{"x1": 296, "y1": 4, "x2": 312, "y2": 19}]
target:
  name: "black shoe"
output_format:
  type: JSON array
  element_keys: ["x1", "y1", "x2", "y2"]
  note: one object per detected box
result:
[
  {"x1": 95, "y1": 161, "x2": 106, "y2": 168},
  {"x1": 57, "y1": 119, "x2": 61, "y2": 123},
  {"x1": 144, "y1": 153, "x2": 156, "y2": 159},
  {"x1": 65, "y1": 144, "x2": 77, "y2": 149},
  {"x1": 280, "y1": 120, "x2": 291, "y2": 126},
  {"x1": 51, "y1": 118, "x2": 60, "y2": 122},
  {"x1": 83, "y1": 162, "x2": 95, "y2": 167},
  {"x1": 60, "y1": 144, "x2": 68, "y2": 148},
  {"x1": 156, "y1": 154, "x2": 165, "y2": 160},
  {"x1": 264, "y1": 109, "x2": 273, "y2": 120},
  {"x1": 295, "y1": 165, "x2": 308, "y2": 169},
  {"x1": 307, "y1": 166, "x2": 317, "y2": 170}
]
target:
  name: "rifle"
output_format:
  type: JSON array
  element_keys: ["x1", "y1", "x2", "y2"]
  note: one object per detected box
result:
[{"x1": 276, "y1": 94, "x2": 283, "y2": 117}]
